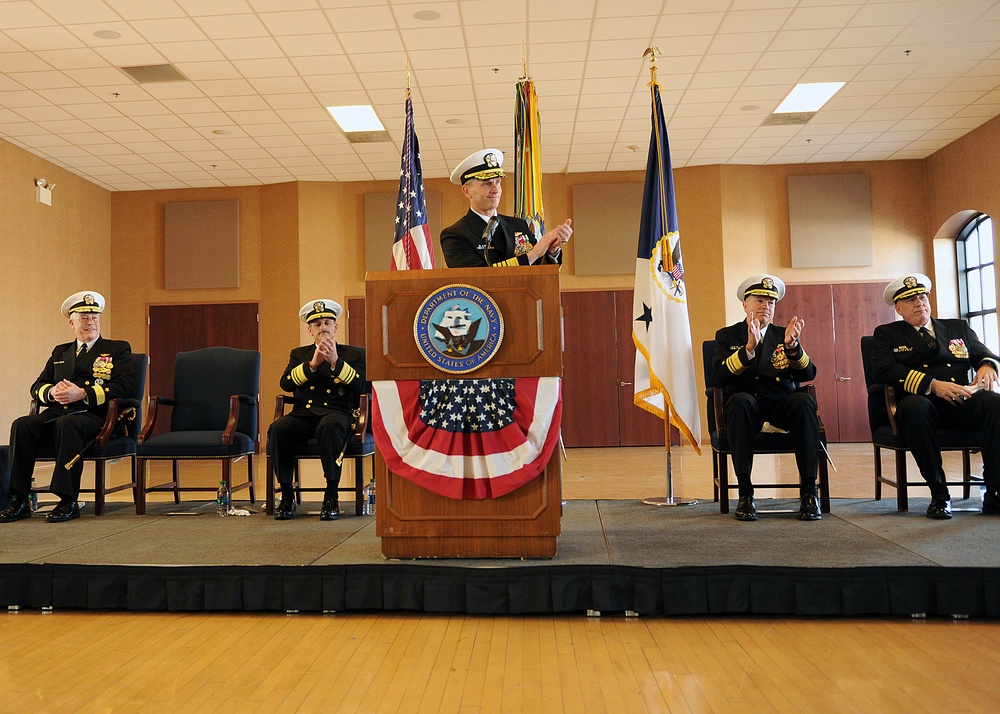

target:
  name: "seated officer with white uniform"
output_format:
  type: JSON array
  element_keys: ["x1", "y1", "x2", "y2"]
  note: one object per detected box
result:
[
  {"x1": 871, "y1": 273, "x2": 1000, "y2": 519},
  {"x1": 267, "y1": 300, "x2": 366, "y2": 521},
  {"x1": 1, "y1": 291, "x2": 134, "y2": 523}
]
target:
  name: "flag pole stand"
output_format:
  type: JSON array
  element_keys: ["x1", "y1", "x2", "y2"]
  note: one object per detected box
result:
[{"x1": 642, "y1": 404, "x2": 698, "y2": 507}]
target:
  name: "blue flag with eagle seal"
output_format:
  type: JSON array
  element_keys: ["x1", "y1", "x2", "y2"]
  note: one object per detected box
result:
[{"x1": 632, "y1": 81, "x2": 701, "y2": 454}]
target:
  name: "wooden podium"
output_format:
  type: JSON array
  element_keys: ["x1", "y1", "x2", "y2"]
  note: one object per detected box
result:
[{"x1": 365, "y1": 265, "x2": 562, "y2": 558}]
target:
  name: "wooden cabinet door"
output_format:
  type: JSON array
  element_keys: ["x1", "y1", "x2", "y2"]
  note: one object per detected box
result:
[
  {"x1": 560, "y1": 291, "x2": 620, "y2": 446},
  {"x1": 147, "y1": 302, "x2": 260, "y2": 438},
  {"x1": 615, "y1": 290, "x2": 671, "y2": 447}
]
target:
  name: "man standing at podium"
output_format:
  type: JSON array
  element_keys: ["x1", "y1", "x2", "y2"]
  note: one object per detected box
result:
[
  {"x1": 441, "y1": 148, "x2": 572, "y2": 268},
  {"x1": 268, "y1": 300, "x2": 367, "y2": 521}
]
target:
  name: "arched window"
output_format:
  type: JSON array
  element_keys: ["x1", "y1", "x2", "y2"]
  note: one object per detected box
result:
[{"x1": 956, "y1": 213, "x2": 998, "y2": 353}]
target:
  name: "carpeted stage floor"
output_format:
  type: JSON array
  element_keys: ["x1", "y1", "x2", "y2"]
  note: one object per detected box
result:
[{"x1": 2, "y1": 496, "x2": 999, "y2": 618}]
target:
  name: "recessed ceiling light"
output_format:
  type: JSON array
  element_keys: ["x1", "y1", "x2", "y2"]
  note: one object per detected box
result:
[
  {"x1": 446, "y1": 118, "x2": 465, "y2": 125},
  {"x1": 93, "y1": 30, "x2": 121, "y2": 40},
  {"x1": 212, "y1": 129, "x2": 232, "y2": 135},
  {"x1": 774, "y1": 82, "x2": 845, "y2": 113},
  {"x1": 740, "y1": 104, "x2": 760, "y2": 112},
  {"x1": 326, "y1": 105, "x2": 385, "y2": 132},
  {"x1": 414, "y1": 10, "x2": 441, "y2": 21}
]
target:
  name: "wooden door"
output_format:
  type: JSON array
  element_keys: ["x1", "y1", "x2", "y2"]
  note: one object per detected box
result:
[
  {"x1": 346, "y1": 297, "x2": 366, "y2": 348},
  {"x1": 832, "y1": 283, "x2": 896, "y2": 441},
  {"x1": 780, "y1": 283, "x2": 895, "y2": 442},
  {"x1": 147, "y1": 303, "x2": 260, "y2": 437},
  {"x1": 781, "y1": 285, "x2": 838, "y2": 440},
  {"x1": 561, "y1": 291, "x2": 619, "y2": 446},
  {"x1": 615, "y1": 290, "x2": 672, "y2": 447}
]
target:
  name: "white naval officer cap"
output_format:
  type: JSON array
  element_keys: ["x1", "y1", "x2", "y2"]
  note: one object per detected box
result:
[
  {"x1": 884, "y1": 273, "x2": 932, "y2": 305},
  {"x1": 736, "y1": 274, "x2": 785, "y2": 302},
  {"x1": 450, "y1": 148, "x2": 506, "y2": 185},
  {"x1": 299, "y1": 299, "x2": 342, "y2": 324},
  {"x1": 61, "y1": 290, "x2": 106, "y2": 318}
]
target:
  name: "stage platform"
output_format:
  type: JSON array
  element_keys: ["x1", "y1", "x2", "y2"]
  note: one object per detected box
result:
[{"x1": 2, "y1": 496, "x2": 999, "y2": 618}]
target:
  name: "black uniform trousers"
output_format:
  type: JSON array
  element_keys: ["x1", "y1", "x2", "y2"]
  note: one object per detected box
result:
[
  {"x1": 896, "y1": 389, "x2": 1000, "y2": 495},
  {"x1": 724, "y1": 390, "x2": 820, "y2": 496},
  {"x1": 267, "y1": 409, "x2": 352, "y2": 489},
  {"x1": 9, "y1": 409, "x2": 104, "y2": 501}
]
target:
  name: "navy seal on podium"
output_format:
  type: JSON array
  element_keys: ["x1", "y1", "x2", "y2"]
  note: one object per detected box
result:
[
  {"x1": 440, "y1": 148, "x2": 572, "y2": 268},
  {"x1": 1, "y1": 291, "x2": 134, "y2": 523}
]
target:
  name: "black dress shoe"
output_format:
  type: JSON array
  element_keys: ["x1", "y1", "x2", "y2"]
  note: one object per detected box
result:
[
  {"x1": 0, "y1": 499, "x2": 32, "y2": 523},
  {"x1": 982, "y1": 490, "x2": 1000, "y2": 515},
  {"x1": 927, "y1": 493, "x2": 953, "y2": 519},
  {"x1": 798, "y1": 494, "x2": 822, "y2": 521},
  {"x1": 274, "y1": 499, "x2": 297, "y2": 521},
  {"x1": 734, "y1": 495, "x2": 757, "y2": 521},
  {"x1": 320, "y1": 499, "x2": 340, "y2": 521},
  {"x1": 45, "y1": 500, "x2": 80, "y2": 523}
]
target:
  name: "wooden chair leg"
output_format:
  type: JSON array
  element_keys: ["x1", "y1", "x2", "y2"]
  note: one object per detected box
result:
[
  {"x1": 963, "y1": 450, "x2": 972, "y2": 500},
  {"x1": 873, "y1": 445, "x2": 882, "y2": 500},
  {"x1": 895, "y1": 450, "x2": 908, "y2": 512},
  {"x1": 265, "y1": 453, "x2": 276, "y2": 516},
  {"x1": 136, "y1": 459, "x2": 148, "y2": 515},
  {"x1": 719, "y1": 453, "x2": 731, "y2": 514},
  {"x1": 130, "y1": 455, "x2": 139, "y2": 514},
  {"x1": 172, "y1": 460, "x2": 181, "y2": 504},
  {"x1": 94, "y1": 460, "x2": 106, "y2": 516},
  {"x1": 354, "y1": 455, "x2": 365, "y2": 516},
  {"x1": 818, "y1": 452, "x2": 831, "y2": 513},
  {"x1": 247, "y1": 453, "x2": 256, "y2": 504}
]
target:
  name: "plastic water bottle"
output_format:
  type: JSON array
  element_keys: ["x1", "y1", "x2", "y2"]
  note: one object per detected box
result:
[
  {"x1": 216, "y1": 480, "x2": 230, "y2": 516},
  {"x1": 29, "y1": 477, "x2": 38, "y2": 512},
  {"x1": 364, "y1": 475, "x2": 376, "y2": 516}
]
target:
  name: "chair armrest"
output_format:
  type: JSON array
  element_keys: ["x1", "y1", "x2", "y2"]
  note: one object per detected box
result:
[
  {"x1": 273, "y1": 394, "x2": 292, "y2": 421},
  {"x1": 29, "y1": 398, "x2": 40, "y2": 416},
  {"x1": 223, "y1": 394, "x2": 257, "y2": 445},
  {"x1": 354, "y1": 394, "x2": 370, "y2": 442},
  {"x1": 883, "y1": 386, "x2": 901, "y2": 436},
  {"x1": 711, "y1": 387, "x2": 727, "y2": 438},
  {"x1": 94, "y1": 398, "x2": 122, "y2": 446},
  {"x1": 138, "y1": 395, "x2": 175, "y2": 444}
]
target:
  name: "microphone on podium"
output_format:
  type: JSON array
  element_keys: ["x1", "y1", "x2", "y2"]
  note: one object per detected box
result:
[{"x1": 482, "y1": 215, "x2": 499, "y2": 266}]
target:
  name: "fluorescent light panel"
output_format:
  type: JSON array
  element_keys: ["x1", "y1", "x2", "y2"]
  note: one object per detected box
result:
[
  {"x1": 774, "y1": 82, "x2": 845, "y2": 113},
  {"x1": 326, "y1": 105, "x2": 385, "y2": 132}
]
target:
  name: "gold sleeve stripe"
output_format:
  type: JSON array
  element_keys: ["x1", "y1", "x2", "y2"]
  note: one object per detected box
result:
[
  {"x1": 336, "y1": 362, "x2": 359, "y2": 384},
  {"x1": 789, "y1": 351, "x2": 811, "y2": 370},
  {"x1": 291, "y1": 363, "x2": 309, "y2": 386},
  {"x1": 724, "y1": 351, "x2": 747, "y2": 375},
  {"x1": 93, "y1": 384, "x2": 106, "y2": 406},
  {"x1": 903, "y1": 369, "x2": 925, "y2": 394},
  {"x1": 38, "y1": 383, "x2": 54, "y2": 402},
  {"x1": 496, "y1": 257, "x2": 519, "y2": 267}
]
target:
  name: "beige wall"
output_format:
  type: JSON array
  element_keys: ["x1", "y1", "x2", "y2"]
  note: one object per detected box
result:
[
  {"x1": 1, "y1": 139, "x2": 111, "y2": 434},
  {"x1": 4, "y1": 116, "x2": 1000, "y2": 448}
]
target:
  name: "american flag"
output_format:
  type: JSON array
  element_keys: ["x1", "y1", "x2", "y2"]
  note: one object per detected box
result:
[
  {"x1": 372, "y1": 377, "x2": 562, "y2": 499},
  {"x1": 391, "y1": 88, "x2": 434, "y2": 270}
]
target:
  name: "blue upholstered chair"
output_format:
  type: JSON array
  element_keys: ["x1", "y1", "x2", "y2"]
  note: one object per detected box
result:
[
  {"x1": 860, "y1": 335, "x2": 981, "y2": 511},
  {"x1": 136, "y1": 346, "x2": 259, "y2": 515},
  {"x1": 28, "y1": 352, "x2": 148, "y2": 516},
  {"x1": 702, "y1": 340, "x2": 831, "y2": 514},
  {"x1": 264, "y1": 390, "x2": 375, "y2": 516}
]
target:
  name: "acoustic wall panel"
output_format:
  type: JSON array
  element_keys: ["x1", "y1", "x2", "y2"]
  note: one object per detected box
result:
[
  {"x1": 364, "y1": 190, "x2": 443, "y2": 272},
  {"x1": 788, "y1": 174, "x2": 873, "y2": 268},
  {"x1": 164, "y1": 200, "x2": 240, "y2": 289},
  {"x1": 571, "y1": 183, "x2": 643, "y2": 276}
]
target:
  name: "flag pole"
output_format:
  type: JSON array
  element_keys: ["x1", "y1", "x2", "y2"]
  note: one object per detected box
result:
[{"x1": 640, "y1": 46, "x2": 697, "y2": 508}]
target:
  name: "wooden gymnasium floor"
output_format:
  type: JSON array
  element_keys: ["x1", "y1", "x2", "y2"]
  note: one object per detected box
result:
[{"x1": 2, "y1": 444, "x2": 999, "y2": 713}]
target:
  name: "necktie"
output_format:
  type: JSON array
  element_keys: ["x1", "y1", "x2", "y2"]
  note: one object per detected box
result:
[
  {"x1": 77, "y1": 343, "x2": 87, "y2": 357},
  {"x1": 919, "y1": 327, "x2": 936, "y2": 350}
]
